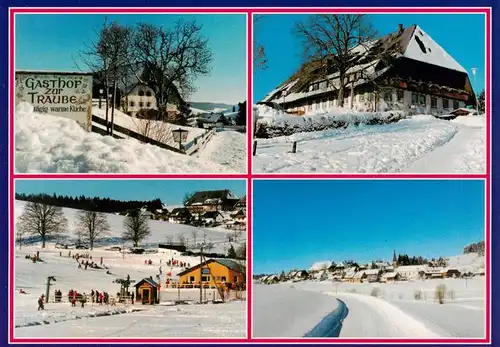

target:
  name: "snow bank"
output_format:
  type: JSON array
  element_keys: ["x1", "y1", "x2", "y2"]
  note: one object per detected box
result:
[
  {"x1": 197, "y1": 131, "x2": 246, "y2": 172},
  {"x1": 15, "y1": 103, "x2": 231, "y2": 173},
  {"x1": 254, "y1": 105, "x2": 405, "y2": 138},
  {"x1": 451, "y1": 115, "x2": 486, "y2": 128}
]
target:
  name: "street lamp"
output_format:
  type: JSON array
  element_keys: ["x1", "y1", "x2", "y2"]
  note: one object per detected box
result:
[
  {"x1": 99, "y1": 88, "x2": 104, "y2": 109},
  {"x1": 471, "y1": 68, "x2": 479, "y2": 116},
  {"x1": 172, "y1": 128, "x2": 189, "y2": 151}
]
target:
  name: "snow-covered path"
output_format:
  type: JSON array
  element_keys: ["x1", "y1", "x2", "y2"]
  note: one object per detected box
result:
[
  {"x1": 253, "y1": 115, "x2": 485, "y2": 174},
  {"x1": 197, "y1": 131, "x2": 246, "y2": 172},
  {"x1": 323, "y1": 292, "x2": 439, "y2": 338}
]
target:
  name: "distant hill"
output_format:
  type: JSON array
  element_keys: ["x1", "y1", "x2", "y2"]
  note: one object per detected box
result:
[{"x1": 189, "y1": 102, "x2": 236, "y2": 113}]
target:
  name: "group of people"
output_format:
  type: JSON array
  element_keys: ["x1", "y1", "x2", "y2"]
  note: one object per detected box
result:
[
  {"x1": 90, "y1": 289, "x2": 112, "y2": 305},
  {"x1": 166, "y1": 259, "x2": 190, "y2": 268},
  {"x1": 77, "y1": 259, "x2": 104, "y2": 270}
]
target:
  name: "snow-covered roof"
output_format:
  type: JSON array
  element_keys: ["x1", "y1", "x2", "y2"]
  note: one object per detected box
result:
[
  {"x1": 364, "y1": 269, "x2": 380, "y2": 275},
  {"x1": 403, "y1": 25, "x2": 466, "y2": 73},
  {"x1": 309, "y1": 261, "x2": 332, "y2": 272}
]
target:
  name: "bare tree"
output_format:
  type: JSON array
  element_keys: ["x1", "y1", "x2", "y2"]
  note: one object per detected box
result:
[
  {"x1": 177, "y1": 234, "x2": 186, "y2": 246},
  {"x1": 253, "y1": 15, "x2": 268, "y2": 71},
  {"x1": 133, "y1": 20, "x2": 213, "y2": 109},
  {"x1": 17, "y1": 202, "x2": 68, "y2": 248},
  {"x1": 81, "y1": 20, "x2": 133, "y2": 133},
  {"x1": 191, "y1": 230, "x2": 198, "y2": 246},
  {"x1": 135, "y1": 117, "x2": 174, "y2": 144},
  {"x1": 295, "y1": 15, "x2": 378, "y2": 107},
  {"x1": 76, "y1": 210, "x2": 110, "y2": 250},
  {"x1": 236, "y1": 243, "x2": 246, "y2": 260},
  {"x1": 16, "y1": 228, "x2": 26, "y2": 250},
  {"x1": 122, "y1": 211, "x2": 151, "y2": 247}
]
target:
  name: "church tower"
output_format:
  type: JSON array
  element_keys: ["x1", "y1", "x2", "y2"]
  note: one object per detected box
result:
[{"x1": 392, "y1": 249, "x2": 397, "y2": 267}]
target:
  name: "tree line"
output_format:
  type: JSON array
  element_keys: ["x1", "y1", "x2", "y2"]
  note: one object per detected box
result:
[
  {"x1": 463, "y1": 240, "x2": 485, "y2": 256},
  {"x1": 16, "y1": 193, "x2": 164, "y2": 214}
]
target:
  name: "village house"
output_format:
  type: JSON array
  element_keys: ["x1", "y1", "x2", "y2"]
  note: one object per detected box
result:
[
  {"x1": 234, "y1": 196, "x2": 246, "y2": 213},
  {"x1": 262, "y1": 24, "x2": 476, "y2": 116},
  {"x1": 396, "y1": 265, "x2": 424, "y2": 280},
  {"x1": 201, "y1": 211, "x2": 225, "y2": 226},
  {"x1": 380, "y1": 272, "x2": 400, "y2": 283},
  {"x1": 168, "y1": 208, "x2": 192, "y2": 224},
  {"x1": 365, "y1": 269, "x2": 382, "y2": 283},
  {"x1": 353, "y1": 271, "x2": 367, "y2": 283},
  {"x1": 177, "y1": 259, "x2": 246, "y2": 289},
  {"x1": 185, "y1": 190, "x2": 240, "y2": 213},
  {"x1": 343, "y1": 267, "x2": 358, "y2": 283},
  {"x1": 231, "y1": 210, "x2": 246, "y2": 223},
  {"x1": 121, "y1": 83, "x2": 158, "y2": 118}
]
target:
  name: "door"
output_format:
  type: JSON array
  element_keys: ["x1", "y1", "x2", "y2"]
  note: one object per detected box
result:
[{"x1": 142, "y1": 288, "x2": 150, "y2": 304}]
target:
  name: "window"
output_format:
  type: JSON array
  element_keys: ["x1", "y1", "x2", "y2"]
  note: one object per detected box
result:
[
  {"x1": 359, "y1": 93, "x2": 364, "y2": 102},
  {"x1": 443, "y1": 98, "x2": 449, "y2": 108},
  {"x1": 201, "y1": 275, "x2": 210, "y2": 282},
  {"x1": 139, "y1": 102, "x2": 144, "y2": 108},
  {"x1": 130, "y1": 101, "x2": 135, "y2": 107},
  {"x1": 138, "y1": 90, "x2": 145, "y2": 96},
  {"x1": 233, "y1": 276, "x2": 238, "y2": 283},
  {"x1": 189, "y1": 276, "x2": 195, "y2": 282},
  {"x1": 147, "y1": 102, "x2": 151, "y2": 108},
  {"x1": 419, "y1": 94, "x2": 426, "y2": 106},
  {"x1": 412, "y1": 93, "x2": 418, "y2": 105},
  {"x1": 221, "y1": 276, "x2": 227, "y2": 282},
  {"x1": 367, "y1": 93, "x2": 373, "y2": 102},
  {"x1": 397, "y1": 90, "x2": 404, "y2": 103},
  {"x1": 453, "y1": 100, "x2": 459, "y2": 109},
  {"x1": 320, "y1": 81, "x2": 327, "y2": 89},
  {"x1": 146, "y1": 91, "x2": 152, "y2": 97},
  {"x1": 431, "y1": 97, "x2": 437, "y2": 108}
]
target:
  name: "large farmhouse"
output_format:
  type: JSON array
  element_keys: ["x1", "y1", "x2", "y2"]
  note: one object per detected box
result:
[
  {"x1": 185, "y1": 190, "x2": 240, "y2": 213},
  {"x1": 262, "y1": 24, "x2": 476, "y2": 116}
]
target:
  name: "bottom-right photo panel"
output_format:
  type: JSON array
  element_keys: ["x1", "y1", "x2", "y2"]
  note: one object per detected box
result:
[{"x1": 252, "y1": 179, "x2": 486, "y2": 339}]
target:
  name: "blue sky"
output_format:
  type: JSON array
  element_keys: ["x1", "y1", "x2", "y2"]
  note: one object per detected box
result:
[
  {"x1": 254, "y1": 14, "x2": 486, "y2": 102},
  {"x1": 15, "y1": 14, "x2": 246, "y2": 104},
  {"x1": 15, "y1": 180, "x2": 246, "y2": 205},
  {"x1": 253, "y1": 180, "x2": 485, "y2": 274}
]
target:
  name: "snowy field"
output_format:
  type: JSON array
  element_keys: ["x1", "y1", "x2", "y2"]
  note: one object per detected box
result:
[
  {"x1": 14, "y1": 200, "x2": 246, "y2": 338},
  {"x1": 14, "y1": 103, "x2": 244, "y2": 173},
  {"x1": 253, "y1": 278, "x2": 485, "y2": 338},
  {"x1": 253, "y1": 108, "x2": 485, "y2": 174}
]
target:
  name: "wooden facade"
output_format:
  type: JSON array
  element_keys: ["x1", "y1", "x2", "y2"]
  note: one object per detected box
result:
[
  {"x1": 135, "y1": 278, "x2": 159, "y2": 305},
  {"x1": 178, "y1": 259, "x2": 245, "y2": 289}
]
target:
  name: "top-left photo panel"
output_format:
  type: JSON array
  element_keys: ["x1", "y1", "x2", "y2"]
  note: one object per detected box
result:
[{"x1": 12, "y1": 11, "x2": 248, "y2": 174}]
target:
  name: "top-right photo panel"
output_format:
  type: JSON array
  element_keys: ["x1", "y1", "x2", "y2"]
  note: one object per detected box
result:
[{"x1": 252, "y1": 13, "x2": 488, "y2": 174}]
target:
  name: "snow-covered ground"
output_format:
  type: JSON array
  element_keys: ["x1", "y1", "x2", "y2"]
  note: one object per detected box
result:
[
  {"x1": 14, "y1": 200, "x2": 246, "y2": 338},
  {"x1": 14, "y1": 103, "x2": 236, "y2": 173},
  {"x1": 197, "y1": 131, "x2": 246, "y2": 172},
  {"x1": 253, "y1": 112, "x2": 486, "y2": 174},
  {"x1": 253, "y1": 278, "x2": 485, "y2": 338}
]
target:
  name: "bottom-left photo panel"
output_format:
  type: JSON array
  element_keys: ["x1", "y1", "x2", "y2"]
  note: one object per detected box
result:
[{"x1": 11, "y1": 179, "x2": 247, "y2": 339}]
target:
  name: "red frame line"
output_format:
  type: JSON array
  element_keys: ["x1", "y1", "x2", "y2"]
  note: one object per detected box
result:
[{"x1": 8, "y1": 6, "x2": 491, "y2": 344}]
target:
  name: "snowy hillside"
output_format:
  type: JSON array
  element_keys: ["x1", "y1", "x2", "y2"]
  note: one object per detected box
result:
[
  {"x1": 14, "y1": 200, "x2": 244, "y2": 253},
  {"x1": 253, "y1": 106, "x2": 486, "y2": 173},
  {"x1": 14, "y1": 103, "x2": 234, "y2": 173}
]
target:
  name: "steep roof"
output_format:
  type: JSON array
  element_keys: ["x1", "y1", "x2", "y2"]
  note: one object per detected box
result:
[
  {"x1": 134, "y1": 277, "x2": 158, "y2": 288},
  {"x1": 263, "y1": 24, "x2": 467, "y2": 102},
  {"x1": 177, "y1": 258, "x2": 246, "y2": 277},
  {"x1": 186, "y1": 190, "x2": 239, "y2": 206}
]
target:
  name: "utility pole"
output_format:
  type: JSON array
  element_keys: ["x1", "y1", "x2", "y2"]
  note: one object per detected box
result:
[
  {"x1": 45, "y1": 276, "x2": 56, "y2": 303},
  {"x1": 199, "y1": 245, "x2": 203, "y2": 304}
]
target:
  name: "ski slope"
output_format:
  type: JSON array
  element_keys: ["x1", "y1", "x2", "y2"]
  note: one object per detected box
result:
[
  {"x1": 253, "y1": 278, "x2": 485, "y2": 338},
  {"x1": 253, "y1": 113, "x2": 485, "y2": 174},
  {"x1": 14, "y1": 200, "x2": 246, "y2": 338},
  {"x1": 14, "y1": 103, "x2": 234, "y2": 173}
]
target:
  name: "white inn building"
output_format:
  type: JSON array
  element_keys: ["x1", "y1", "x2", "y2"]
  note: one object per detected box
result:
[{"x1": 262, "y1": 24, "x2": 476, "y2": 116}]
